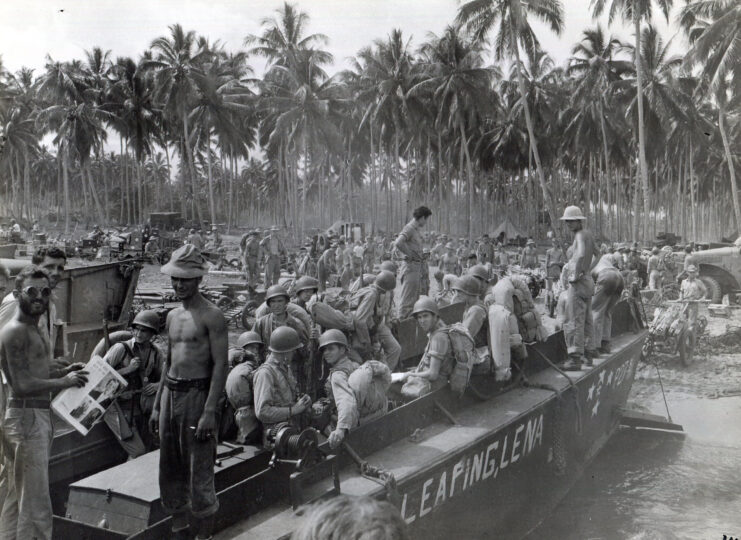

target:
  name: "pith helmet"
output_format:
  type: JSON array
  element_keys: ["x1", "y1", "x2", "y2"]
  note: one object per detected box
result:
[
  {"x1": 468, "y1": 264, "x2": 489, "y2": 283},
  {"x1": 374, "y1": 270, "x2": 396, "y2": 292},
  {"x1": 132, "y1": 310, "x2": 160, "y2": 332},
  {"x1": 379, "y1": 260, "x2": 397, "y2": 274},
  {"x1": 294, "y1": 276, "x2": 319, "y2": 294},
  {"x1": 269, "y1": 326, "x2": 301, "y2": 353},
  {"x1": 452, "y1": 275, "x2": 480, "y2": 296},
  {"x1": 445, "y1": 242, "x2": 454, "y2": 249},
  {"x1": 237, "y1": 331, "x2": 263, "y2": 349},
  {"x1": 412, "y1": 296, "x2": 439, "y2": 317},
  {"x1": 318, "y1": 329, "x2": 348, "y2": 350},
  {"x1": 265, "y1": 285, "x2": 290, "y2": 303},
  {"x1": 686, "y1": 264, "x2": 698, "y2": 273},
  {"x1": 161, "y1": 244, "x2": 209, "y2": 278},
  {"x1": 559, "y1": 206, "x2": 587, "y2": 221}
]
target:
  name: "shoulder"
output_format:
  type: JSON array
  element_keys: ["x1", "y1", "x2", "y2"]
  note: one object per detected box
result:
[{"x1": 429, "y1": 328, "x2": 450, "y2": 351}]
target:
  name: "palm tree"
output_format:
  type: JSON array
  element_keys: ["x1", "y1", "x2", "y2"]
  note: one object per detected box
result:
[
  {"x1": 413, "y1": 27, "x2": 496, "y2": 239},
  {"x1": 682, "y1": 0, "x2": 741, "y2": 232},
  {"x1": 591, "y1": 0, "x2": 674, "y2": 239},
  {"x1": 457, "y1": 0, "x2": 565, "y2": 239},
  {"x1": 190, "y1": 56, "x2": 252, "y2": 226},
  {"x1": 144, "y1": 24, "x2": 208, "y2": 223}
]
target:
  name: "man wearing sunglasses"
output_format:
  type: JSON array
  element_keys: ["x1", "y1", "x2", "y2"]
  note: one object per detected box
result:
[
  {"x1": 0, "y1": 266, "x2": 88, "y2": 540},
  {"x1": 0, "y1": 247, "x2": 68, "y2": 521}
]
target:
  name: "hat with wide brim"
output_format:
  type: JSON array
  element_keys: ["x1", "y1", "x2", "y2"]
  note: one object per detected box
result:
[
  {"x1": 161, "y1": 245, "x2": 209, "y2": 278},
  {"x1": 559, "y1": 206, "x2": 587, "y2": 221},
  {"x1": 686, "y1": 264, "x2": 698, "y2": 273}
]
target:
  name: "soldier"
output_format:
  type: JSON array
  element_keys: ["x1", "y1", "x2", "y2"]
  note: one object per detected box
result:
[
  {"x1": 317, "y1": 245, "x2": 337, "y2": 292},
  {"x1": 452, "y1": 275, "x2": 487, "y2": 339},
  {"x1": 225, "y1": 331, "x2": 264, "y2": 444},
  {"x1": 520, "y1": 239, "x2": 539, "y2": 269},
  {"x1": 319, "y1": 330, "x2": 390, "y2": 450},
  {"x1": 252, "y1": 327, "x2": 312, "y2": 447},
  {"x1": 466, "y1": 264, "x2": 493, "y2": 301},
  {"x1": 394, "y1": 206, "x2": 432, "y2": 319},
  {"x1": 0, "y1": 266, "x2": 88, "y2": 540},
  {"x1": 260, "y1": 227, "x2": 286, "y2": 288},
  {"x1": 476, "y1": 234, "x2": 494, "y2": 265},
  {"x1": 150, "y1": 245, "x2": 227, "y2": 540},
  {"x1": 591, "y1": 255, "x2": 624, "y2": 354},
  {"x1": 647, "y1": 247, "x2": 663, "y2": 290},
  {"x1": 397, "y1": 297, "x2": 454, "y2": 393},
  {"x1": 440, "y1": 242, "x2": 458, "y2": 275},
  {"x1": 102, "y1": 309, "x2": 164, "y2": 458},
  {"x1": 349, "y1": 271, "x2": 401, "y2": 370},
  {"x1": 560, "y1": 206, "x2": 600, "y2": 370},
  {"x1": 293, "y1": 276, "x2": 320, "y2": 312},
  {"x1": 680, "y1": 265, "x2": 707, "y2": 327},
  {"x1": 186, "y1": 228, "x2": 204, "y2": 250},
  {"x1": 242, "y1": 230, "x2": 262, "y2": 286}
]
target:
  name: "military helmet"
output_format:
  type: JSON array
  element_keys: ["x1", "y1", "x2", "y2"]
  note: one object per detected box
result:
[
  {"x1": 452, "y1": 275, "x2": 481, "y2": 296},
  {"x1": 132, "y1": 310, "x2": 160, "y2": 333},
  {"x1": 412, "y1": 296, "x2": 439, "y2": 317},
  {"x1": 468, "y1": 264, "x2": 489, "y2": 283},
  {"x1": 294, "y1": 276, "x2": 319, "y2": 294},
  {"x1": 651, "y1": 247, "x2": 660, "y2": 255},
  {"x1": 265, "y1": 284, "x2": 290, "y2": 303},
  {"x1": 374, "y1": 270, "x2": 396, "y2": 292},
  {"x1": 237, "y1": 331, "x2": 263, "y2": 349},
  {"x1": 268, "y1": 326, "x2": 302, "y2": 353},
  {"x1": 318, "y1": 329, "x2": 348, "y2": 350},
  {"x1": 379, "y1": 260, "x2": 397, "y2": 274}
]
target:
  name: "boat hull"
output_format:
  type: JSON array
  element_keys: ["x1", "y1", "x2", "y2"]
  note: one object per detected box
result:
[{"x1": 394, "y1": 333, "x2": 642, "y2": 539}]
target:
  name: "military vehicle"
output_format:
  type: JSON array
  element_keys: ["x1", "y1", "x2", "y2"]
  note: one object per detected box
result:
[
  {"x1": 52, "y1": 298, "x2": 648, "y2": 540},
  {"x1": 689, "y1": 238, "x2": 741, "y2": 303}
]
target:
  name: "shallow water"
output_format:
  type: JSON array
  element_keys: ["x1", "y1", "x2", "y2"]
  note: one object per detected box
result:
[{"x1": 526, "y1": 396, "x2": 741, "y2": 540}]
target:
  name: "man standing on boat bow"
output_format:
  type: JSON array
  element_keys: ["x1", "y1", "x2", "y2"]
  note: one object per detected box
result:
[{"x1": 150, "y1": 245, "x2": 228, "y2": 540}]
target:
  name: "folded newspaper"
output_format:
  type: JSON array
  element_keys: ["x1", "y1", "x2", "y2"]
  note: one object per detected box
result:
[{"x1": 52, "y1": 355, "x2": 128, "y2": 436}]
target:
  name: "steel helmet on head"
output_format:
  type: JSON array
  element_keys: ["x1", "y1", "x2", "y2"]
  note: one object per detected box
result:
[
  {"x1": 412, "y1": 296, "x2": 439, "y2": 317},
  {"x1": 293, "y1": 276, "x2": 319, "y2": 294},
  {"x1": 452, "y1": 275, "x2": 481, "y2": 297},
  {"x1": 379, "y1": 260, "x2": 397, "y2": 274},
  {"x1": 265, "y1": 284, "x2": 290, "y2": 304},
  {"x1": 318, "y1": 329, "x2": 348, "y2": 350},
  {"x1": 467, "y1": 264, "x2": 490, "y2": 283},
  {"x1": 559, "y1": 206, "x2": 587, "y2": 221},
  {"x1": 268, "y1": 326, "x2": 302, "y2": 353},
  {"x1": 237, "y1": 331, "x2": 263, "y2": 349},
  {"x1": 132, "y1": 310, "x2": 160, "y2": 333},
  {"x1": 374, "y1": 270, "x2": 396, "y2": 292}
]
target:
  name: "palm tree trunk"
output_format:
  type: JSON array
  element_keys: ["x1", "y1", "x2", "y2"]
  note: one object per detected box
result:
[
  {"x1": 719, "y1": 101, "x2": 741, "y2": 233},
  {"x1": 62, "y1": 145, "x2": 71, "y2": 234},
  {"x1": 86, "y1": 162, "x2": 106, "y2": 225},
  {"x1": 301, "y1": 136, "x2": 308, "y2": 240},
  {"x1": 206, "y1": 135, "x2": 217, "y2": 227},
  {"x1": 182, "y1": 110, "x2": 201, "y2": 227},
  {"x1": 459, "y1": 117, "x2": 475, "y2": 242},
  {"x1": 510, "y1": 19, "x2": 562, "y2": 245},
  {"x1": 634, "y1": 13, "x2": 650, "y2": 241}
]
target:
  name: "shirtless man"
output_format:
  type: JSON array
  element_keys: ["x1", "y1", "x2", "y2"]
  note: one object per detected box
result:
[
  {"x1": 150, "y1": 245, "x2": 228, "y2": 540},
  {"x1": 560, "y1": 206, "x2": 600, "y2": 370},
  {"x1": 0, "y1": 266, "x2": 87, "y2": 540}
]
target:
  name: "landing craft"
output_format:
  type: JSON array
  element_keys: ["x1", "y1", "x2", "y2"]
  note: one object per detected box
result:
[{"x1": 53, "y1": 298, "x2": 647, "y2": 540}]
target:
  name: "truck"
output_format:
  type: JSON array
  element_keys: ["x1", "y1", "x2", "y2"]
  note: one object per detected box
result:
[{"x1": 689, "y1": 238, "x2": 741, "y2": 303}]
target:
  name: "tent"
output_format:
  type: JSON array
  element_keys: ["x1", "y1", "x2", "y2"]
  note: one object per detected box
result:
[{"x1": 491, "y1": 218, "x2": 526, "y2": 242}]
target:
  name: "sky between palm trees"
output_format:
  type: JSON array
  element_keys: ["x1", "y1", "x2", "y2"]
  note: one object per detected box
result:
[{"x1": 1, "y1": 0, "x2": 684, "y2": 75}]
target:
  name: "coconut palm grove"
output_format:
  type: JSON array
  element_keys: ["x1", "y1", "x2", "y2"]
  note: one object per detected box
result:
[{"x1": 0, "y1": 0, "x2": 739, "y2": 243}]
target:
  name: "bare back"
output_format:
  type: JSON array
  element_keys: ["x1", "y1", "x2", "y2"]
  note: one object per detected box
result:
[{"x1": 166, "y1": 296, "x2": 228, "y2": 380}]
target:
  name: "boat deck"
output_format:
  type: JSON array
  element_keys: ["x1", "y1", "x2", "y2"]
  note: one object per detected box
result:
[{"x1": 218, "y1": 329, "x2": 644, "y2": 540}]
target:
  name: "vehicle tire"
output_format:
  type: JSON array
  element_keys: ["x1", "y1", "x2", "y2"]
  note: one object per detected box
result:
[
  {"x1": 229, "y1": 258, "x2": 241, "y2": 269},
  {"x1": 678, "y1": 329, "x2": 696, "y2": 367},
  {"x1": 699, "y1": 276, "x2": 722, "y2": 304}
]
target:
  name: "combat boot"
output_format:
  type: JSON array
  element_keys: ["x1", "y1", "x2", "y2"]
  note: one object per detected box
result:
[{"x1": 562, "y1": 353, "x2": 583, "y2": 371}]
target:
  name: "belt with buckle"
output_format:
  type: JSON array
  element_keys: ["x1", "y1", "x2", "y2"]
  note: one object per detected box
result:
[
  {"x1": 165, "y1": 376, "x2": 211, "y2": 392},
  {"x1": 7, "y1": 398, "x2": 51, "y2": 409}
]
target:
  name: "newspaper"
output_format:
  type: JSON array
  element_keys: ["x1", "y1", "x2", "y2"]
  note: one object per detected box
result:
[{"x1": 51, "y1": 355, "x2": 128, "y2": 436}]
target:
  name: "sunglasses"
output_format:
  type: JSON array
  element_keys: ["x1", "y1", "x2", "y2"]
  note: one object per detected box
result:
[{"x1": 22, "y1": 286, "x2": 52, "y2": 299}]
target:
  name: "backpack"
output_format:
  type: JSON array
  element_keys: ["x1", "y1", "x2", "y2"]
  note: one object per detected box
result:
[
  {"x1": 441, "y1": 323, "x2": 476, "y2": 396},
  {"x1": 319, "y1": 287, "x2": 351, "y2": 312}
]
